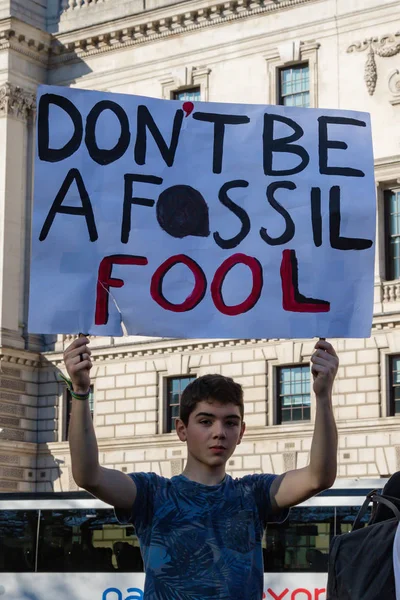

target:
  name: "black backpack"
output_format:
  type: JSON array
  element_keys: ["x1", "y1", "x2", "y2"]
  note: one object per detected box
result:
[{"x1": 327, "y1": 491, "x2": 400, "y2": 600}]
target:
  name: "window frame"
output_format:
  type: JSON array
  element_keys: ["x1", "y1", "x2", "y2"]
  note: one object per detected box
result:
[
  {"x1": 264, "y1": 41, "x2": 319, "y2": 108},
  {"x1": 384, "y1": 188, "x2": 400, "y2": 281},
  {"x1": 172, "y1": 86, "x2": 201, "y2": 102},
  {"x1": 276, "y1": 364, "x2": 311, "y2": 425},
  {"x1": 164, "y1": 375, "x2": 196, "y2": 434},
  {"x1": 160, "y1": 67, "x2": 211, "y2": 101},
  {"x1": 389, "y1": 354, "x2": 400, "y2": 417},
  {"x1": 278, "y1": 62, "x2": 310, "y2": 108}
]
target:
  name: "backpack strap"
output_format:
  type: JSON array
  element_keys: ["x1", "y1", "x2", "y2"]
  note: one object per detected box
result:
[{"x1": 352, "y1": 491, "x2": 400, "y2": 531}]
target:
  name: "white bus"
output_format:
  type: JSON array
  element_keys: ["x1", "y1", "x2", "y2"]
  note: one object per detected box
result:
[{"x1": 0, "y1": 478, "x2": 385, "y2": 600}]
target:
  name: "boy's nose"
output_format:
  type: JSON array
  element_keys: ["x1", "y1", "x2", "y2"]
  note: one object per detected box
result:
[{"x1": 212, "y1": 423, "x2": 226, "y2": 438}]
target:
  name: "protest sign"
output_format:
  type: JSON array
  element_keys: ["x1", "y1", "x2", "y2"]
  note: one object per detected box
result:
[{"x1": 28, "y1": 84, "x2": 376, "y2": 339}]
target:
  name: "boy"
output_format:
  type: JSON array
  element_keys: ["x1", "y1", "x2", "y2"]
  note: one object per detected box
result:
[{"x1": 65, "y1": 338, "x2": 338, "y2": 599}]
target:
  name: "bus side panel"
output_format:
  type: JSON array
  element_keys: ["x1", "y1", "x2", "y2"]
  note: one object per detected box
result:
[{"x1": 0, "y1": 573, "x2": 328, "y2": 600}]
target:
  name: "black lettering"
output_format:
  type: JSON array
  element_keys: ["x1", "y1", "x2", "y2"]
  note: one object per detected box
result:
[
  {"x1": 311, "y1": 187, "x2": 322, "y2": 247},
  {"x1": 38, "y1": 94, "x2": 83, "y2": 162},
  {"x1": 192, "y1": 112, "x2": 250, "y2": 174},
  {"x1": 134, "y1": 106, "x2": 184, "y2": 167},
  {"x1": 329, "y1": 186, "x2": 373, "y2": 250},
  {"x1": 213, "y1": 180, "x2": 250, "y2": 249},
  {"x1": 156, "y1": 185, "x2": 210, "y2": 239},
  {"x1": 121, "y1": 174, "x2": 163, "y2": 244},
  {"x1": 39, "y1": 168, "x2": 97, "y2": 242},
  {"x1": 318, "y1": 116, "x2": 366, "y2": 177},
  {"x1": 263, "y1": 114, "x2": 309, "y2": 176},
  {"x1": 85, "y1": 101, "x2": 131, "y2": 165},
  {"x1": 260, "y1": 181, "x2": 296, "y2": 246}
]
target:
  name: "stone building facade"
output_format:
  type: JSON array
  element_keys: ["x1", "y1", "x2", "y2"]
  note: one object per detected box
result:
[{"x1": 0, "y1": 0, "x2": 400, "y2": 491}]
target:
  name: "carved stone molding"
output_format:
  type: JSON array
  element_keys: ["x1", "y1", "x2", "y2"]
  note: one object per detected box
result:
[
  {"x1": 388, "y1": 69, "x2": 400, "y2": 105},
  {"x1": 347, "y1": 33, "x2": 400, "y2": 96},
  {"x1": 0, "y1": 83, "x2": 36, "y2": 121},
  {"x1": 51, "y1": 0, "x2": 317, "y2": 63},
  {"x1": 160, "y1": 66, "x2": 211, "y2": 100}
]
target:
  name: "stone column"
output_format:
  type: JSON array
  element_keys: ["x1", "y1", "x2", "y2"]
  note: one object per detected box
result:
[{"x1": 0, "y1": 82, "x2": 36, "y2": 350}]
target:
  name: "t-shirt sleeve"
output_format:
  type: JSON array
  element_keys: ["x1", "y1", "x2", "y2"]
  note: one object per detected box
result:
[
  {"x1": 114, "y1": 472, "x2": 159, "y2": 535},
  {"x1": 249, "y1": 474, "x2": 290, "y2": 526}
]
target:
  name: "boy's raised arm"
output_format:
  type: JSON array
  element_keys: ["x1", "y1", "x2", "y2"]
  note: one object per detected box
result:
[
  {"x1": 65, "y1": 337, "x2": 137, "y2": 510},
  {"x1": 270, "y1": 340, "x2": 338, "y2": 510}
]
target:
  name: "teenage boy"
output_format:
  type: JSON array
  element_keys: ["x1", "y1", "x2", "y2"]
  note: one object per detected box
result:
[{"x1": 65, "y1": 337, "x2": 338, "y2": 599}]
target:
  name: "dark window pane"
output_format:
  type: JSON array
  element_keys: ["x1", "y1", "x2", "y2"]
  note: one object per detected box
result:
[
  {"x1": 336, "y1": 506, "x2": 370, "y2": 535},
  {"x1": 166, "y1": 376, "x2": 196, "y2": 433},
  {"x1": 37, "y1": 509, "x2": 143, "y2": 572},
  {"x1": 386, "y1": 191, "x2": 400, "y2": 280},
  {"x1": 390, "y1": 355, "x2": 400, "y2": 415},
  {"x1": 0, "y1": 510, "x2": 38, "y2": 572},
  {"x1": 264, "y1": 507, "x2": 334, "y2": 572}
]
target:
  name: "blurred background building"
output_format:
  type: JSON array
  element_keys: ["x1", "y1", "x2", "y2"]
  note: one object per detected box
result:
[{"x1": 0, "y1": 0, "x2": 400, "y2": 491}]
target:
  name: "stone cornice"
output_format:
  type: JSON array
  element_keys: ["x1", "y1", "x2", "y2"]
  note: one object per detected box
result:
[
  {"x1": 0, "y1": 346, "x2": 41, "y2": 368},
  {"x1": 43, "y1": 317, "x2": 395, "y2": 365},
  {"x1": 0, "y1": 82, "x2": 36, "y2": 121},
  {"x1": 50, "y1": 0, "x2": 319, "y2": 63},
  {"x1": 45, "y1": 336, "x2": 272, "y2": 366},
  {"x1": 0, "y1": 18, "x2": 51, "y2": 66}
]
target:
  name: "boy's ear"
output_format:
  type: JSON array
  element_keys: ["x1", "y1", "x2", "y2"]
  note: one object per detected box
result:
[
  {"x1": 237, "y1": 421, "x2": 246, "y2": 445},
  {"x1": 175, "y1": 418, "x2": 187, "y2": 442}
]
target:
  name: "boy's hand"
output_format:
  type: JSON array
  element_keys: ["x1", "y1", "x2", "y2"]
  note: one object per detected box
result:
[
  {"x1": 64, "y1": 336, "x2": 92, "y2": 393},
  {"x1": 311, "y1": 340, "x2": 338, "y2": 398}
]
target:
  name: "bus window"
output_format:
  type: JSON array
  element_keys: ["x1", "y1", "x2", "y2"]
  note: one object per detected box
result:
[
  {"x1": 335, "y1": 505, "x2": 370, "y2": 535},
  {"x1": 0, "y1": 510, "x2": 38, "y2": 572},
  {"x1": 37, "y1": 509, "x2": 144, "y2": 572},
  {"x1": 264, "y1": 506, "x2": 334, "y2": 572}
]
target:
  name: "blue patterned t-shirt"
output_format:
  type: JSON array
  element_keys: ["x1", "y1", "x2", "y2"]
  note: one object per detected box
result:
[{"x1": 116, "y1": 472, "x2": 288, "y2": 600}]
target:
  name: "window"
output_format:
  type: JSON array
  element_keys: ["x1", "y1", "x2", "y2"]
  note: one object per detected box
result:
[
  {"x1": 279, "y1": 64, "x2": 310, "y2": 107},
  {"x1": 277, "y1": 365, "x2": 310, "y2": 423},
  {"x1": 385, "y1": 189, "x2": 400, "y2": 280},
  {"x1": 166, "y1": 376, "x2": 196, "y2": 433},
  {"x1": 173, "y1": 87, "x2": 201, "y2": 102},
  {"x1": 0, "y1": 510, "x2": 38, "y2": 572},
  {"x1": 65, "y1": 386, "x2": 94, "y2": 440},
  {"x1": 389, "y1": 356, "x2": 400, "y2": 416},
  {"x1": 37, "y1": 509, "x2": 143, "y2": 572}
]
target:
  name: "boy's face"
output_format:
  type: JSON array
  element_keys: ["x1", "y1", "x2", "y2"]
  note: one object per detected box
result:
[{"x1": 176, "y1": 399, "x2": 245, "y2": 467}]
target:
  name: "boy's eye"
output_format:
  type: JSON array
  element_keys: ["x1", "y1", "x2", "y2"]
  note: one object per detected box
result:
[
  {"x1": 226, "y1": 421, "x2": 238, "y2": 427},
  {"x1": 200, "y1": 419, "x2": 211, "y2": 425}
]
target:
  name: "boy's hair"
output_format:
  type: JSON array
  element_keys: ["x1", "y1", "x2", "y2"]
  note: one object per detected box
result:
[{"x1": 179, "y1": 374, "x2": 244, "y2": 426}]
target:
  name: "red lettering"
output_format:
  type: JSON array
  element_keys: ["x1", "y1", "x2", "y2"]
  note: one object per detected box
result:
[
  {"x1": 267, "y1": 589, "x2": 289, "y2": 600},
  {"x1": 95, "y1": 255, "x2": 148, "y2": 325},
  {"x1": 280, "y1": 249, "x2": 330, "y2": 313},
  {"x1": 150, "y1": 254, "x2": 206, "y2": 312},
  {"x1": 315, "y1": 589, "x2": 326, "y2": 600},
  {"x1": 291, "y1": 589, "x2": 312, "y2": 600},
  {"x1": 211, "y1": 253, "x2": 263, "y2": 316}
]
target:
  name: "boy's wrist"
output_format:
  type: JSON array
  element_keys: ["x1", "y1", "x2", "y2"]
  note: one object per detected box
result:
[{"x1": 72, "y1": 384, "x2": 90, "y2": 395}]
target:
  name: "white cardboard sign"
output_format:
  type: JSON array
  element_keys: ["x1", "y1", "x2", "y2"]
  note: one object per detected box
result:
[{"x1": 28, "y1": 85, "x2": 376, "y2": 338}]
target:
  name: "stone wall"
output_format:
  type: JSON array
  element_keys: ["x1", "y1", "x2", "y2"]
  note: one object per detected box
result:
[{"x1": 32, "y1": 331, "x2": 400, "y2": 491}]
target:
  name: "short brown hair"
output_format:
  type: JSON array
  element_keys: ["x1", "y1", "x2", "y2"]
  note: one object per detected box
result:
[{"x1": 179, "y1": 374, "x2": 244, "y2": 426}]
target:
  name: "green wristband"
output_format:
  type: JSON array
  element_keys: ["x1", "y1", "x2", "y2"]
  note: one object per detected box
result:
[
  {"x1": 59, "y1": 372, "x2": 90, "y2": 400},
  {"x1": 70, "y1": 390, "x2": 90, "y2": 401}
]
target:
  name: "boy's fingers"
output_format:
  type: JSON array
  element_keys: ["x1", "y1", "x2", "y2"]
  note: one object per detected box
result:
[
  {"x1": 314, "y1": 340, "x2": 337, "y2": 357},
  {"x1": 66, "y1": 346, "x2": 91, "y2": 361},
  {"x1": 67, "y1": 337, "x2": 90, "y2": 351}
]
